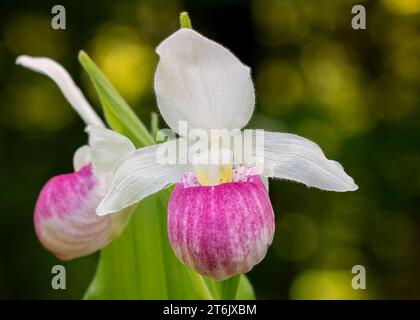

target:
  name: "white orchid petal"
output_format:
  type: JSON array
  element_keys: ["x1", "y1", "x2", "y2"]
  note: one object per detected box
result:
[
  {"x1": 86, "y1": 126, "x2": 135, "y2": 174},
  {"x1": 97, "y1": 140, "x2": 191, "y2": 215},
  {"x1": 263, "y1": 131, "x2": 358, "y2": 192},
  {"x1": 16, "y1": 55, "x2": 105, "y2": 128},
  {"x1": 73, "y1": 145, "x2": 91, "y2": 171},
  {"x1": 155, "y1": 29, "x2": 255, "y2": 134}
]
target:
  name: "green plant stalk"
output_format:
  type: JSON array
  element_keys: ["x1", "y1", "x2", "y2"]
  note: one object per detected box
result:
[
  {"x1": 221, "y1": 275, "x2": 241, "y2": 300},
  {"x1": 180, "y1": 11, "x2": 192, "y2": 29},
  {"x1": 151, "y1": 112, "x2": 159, "y2": 139},
  {"x1": 189, "y1": 271, "x2": 215, "y2": 300},
  {"x1": 78, "y1": 51, "x2": 154, "y2": 148}
]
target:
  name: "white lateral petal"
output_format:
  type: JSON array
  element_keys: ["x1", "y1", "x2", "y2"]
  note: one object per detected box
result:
[
  {"x1": 73, "y1": 145, "x2": 91, "y2": 171},
  {"x1": 16, "y1": 55, "x2": 105, "y2": 127},
  {"x1": 97, "y1": 140, "x2": 191, "y2": 215},
  {"x1": 155, "y1": 29, "x2": 255, "y2": 134},
  {"x1": 86, "y1": 126, "x2": 135, "y2": 174},
  {"x1": 262, "y1": 131, "x2": 358, "y2": 192}
]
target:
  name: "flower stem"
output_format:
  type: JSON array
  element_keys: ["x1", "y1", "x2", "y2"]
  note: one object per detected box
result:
[
  {"x1": 150, "y1": 112, "x2": 159, "y2": 139},
  {"x1": 189, "y1": 271, "x2": 215, "y2": 300},
  {"x1": 179, "y1": 12, "x2": 192, "y2": 29},
  {"x1": 221, "y1": 275, "x2": 240, "y2": 300}
]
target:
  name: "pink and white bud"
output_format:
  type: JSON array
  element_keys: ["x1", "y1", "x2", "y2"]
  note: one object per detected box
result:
[
  {"x1": 34, "y1": 164, "x2": 129, "y2": 260},
  {"x1": 168, "y1": 175, "x2": 275, "y2": 280},
  {"x1": 16, "y1": 56, "x2": 136, "y2": 260}
]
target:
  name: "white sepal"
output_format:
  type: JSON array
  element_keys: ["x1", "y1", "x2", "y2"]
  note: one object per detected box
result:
[
  {"x1": 96, "y1": 140, "x2": 191, "y2": 215},
  {"x1": 86, "y1": 126, "x2": 135, "y2": 174},
  {"x1": 262, "y1": 131, "x2": 358, "y2": 192},
  {"x1": 16, "y1": 55, "x2": 105, "y2": 127}
]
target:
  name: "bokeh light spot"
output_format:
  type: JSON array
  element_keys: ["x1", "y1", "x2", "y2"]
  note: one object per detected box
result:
[
  {"x1": 301, "y1": 38, "x2": 374, "y2": 136},
  {"x1": 4, "y1": 14, "x2": 68, "y2": 58},
  {"x1": 252, "y1": 0, "x2": 308, "y2": 46},
  {"x1": 368, "y1": 76, "x2": 416, "y2": 121},
  {"x1": 274, "y1": 213, "x2": 318, "y2": 261},
  {"x1": 290, "y1": 270, "x2": 370, "y2": 299},
  {"x1": 296, "y1": 119, "x2": 341, "y2": 156},
  {"x1": 324, "y1": 248, "x2": 367, "y2": 270},
  {"x1": 383, "y1": 0, "x2": 420, "y2": 15},
  {"x1": 257, "y1": 60, "x2": 303, "y2": 117},
  {"x1": 3, "y1": 83, "x2": 75, "y2": 131},
  {"x1": 89, "y1": 24, "x2": 155, "y2": 105},
  {"x1": 369, "y1": 211, "x2": 415, "y2": 260}
]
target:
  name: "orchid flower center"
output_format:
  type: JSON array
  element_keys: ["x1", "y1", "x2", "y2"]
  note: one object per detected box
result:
[{"x1": 192, "y1": 147, "x2": 233, "y2": 186}]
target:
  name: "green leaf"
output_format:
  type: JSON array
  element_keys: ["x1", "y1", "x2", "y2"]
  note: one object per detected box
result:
[
  {"x1": 80, "y1": 51, "x2": 255, "y2": 300},
  {"x1": 221, "y1": 275, "x2": 240, "y2": 300},
  {"x1": 84, "y1": 190, "x2": 255, "y2": 300},
  {"x1": 179, "y1": 12, "x2": 192, "y2": 29},
  {"x1": 78, "y1": 51, "x2": 154, "y2": 148},
  {"x1": 236, "y1": 275, "x2": 256, "y2": 300},
  {"x1": 85, "y1": 192, "x2": 196, "y2": 299},
  {"x1": 150, "y1": 112, "x2": 159, "y2": 139}
]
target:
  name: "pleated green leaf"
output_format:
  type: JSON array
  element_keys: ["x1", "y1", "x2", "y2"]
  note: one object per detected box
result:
[{"x1": 78, "y1": 51, "x2": 154, "y2": 148}]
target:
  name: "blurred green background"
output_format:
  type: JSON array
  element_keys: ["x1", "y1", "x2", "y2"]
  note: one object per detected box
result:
[{"x1": 1, "y1": 0, "x2": 420, "y2": 299}]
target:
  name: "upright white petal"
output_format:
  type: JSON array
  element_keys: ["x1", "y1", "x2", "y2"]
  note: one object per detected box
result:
[
  {"x1": 96, "y1": 140, "x2": 191, "y2": 215},
  {"x1": 16, "y1": 55, "x2": 105, "y2": 127},
  {"x1": 155, "y1": 29, "x2": 255, "y2": 134},
  {"x1": 262, "y1": 132, "x2": 358, "y2": 192},
  {"x1": 86, "y1": 126, "x2": 135, "y2": 174}
]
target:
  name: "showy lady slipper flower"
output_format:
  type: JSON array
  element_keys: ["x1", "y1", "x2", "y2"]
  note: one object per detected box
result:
[
  {"x1": 16, "y1": 56, "x2": 133, "y2": 260},
  {"x1": 94, "y1": 29, "x2": 358, "y2": 280}
]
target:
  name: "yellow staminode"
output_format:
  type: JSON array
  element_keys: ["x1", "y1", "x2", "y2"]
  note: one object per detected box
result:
[{"x1": 193, "y1": 148, "x2": 233, "y2": 186}]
